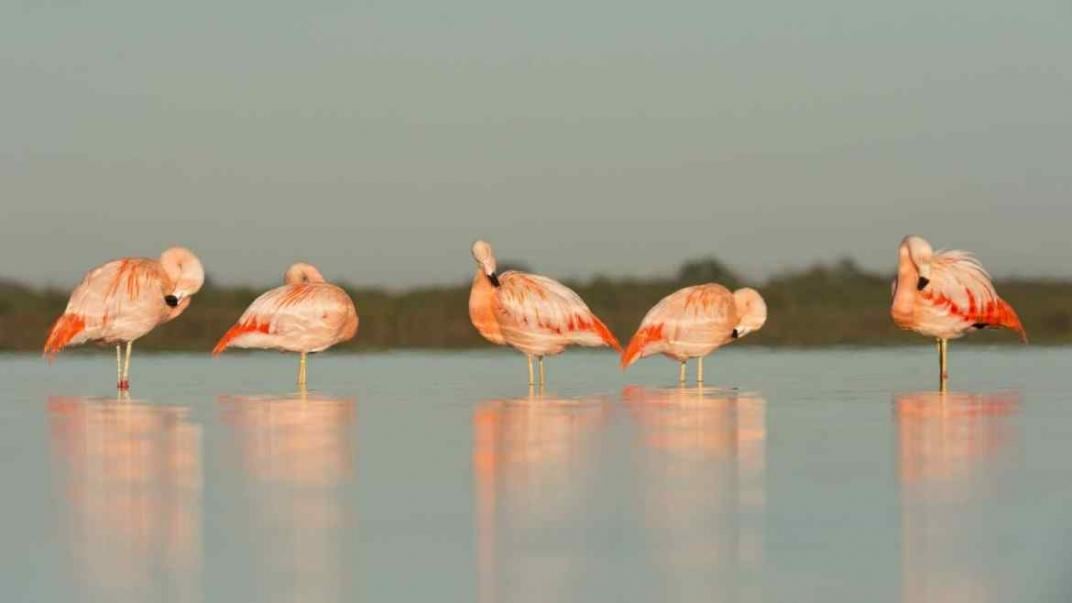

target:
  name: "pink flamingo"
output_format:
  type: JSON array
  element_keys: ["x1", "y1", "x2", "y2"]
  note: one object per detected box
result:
[
  {"x1": 212, "y1": 263, "x2": 358, "y2": 387},
  {"x1": 468, "y1": 241, "x2": 621, "y2": 386},
  {"x1": 620, "y1": 284, "x2": 766, "y2": 384},
  {"x1": 43, "y1": 247, "x2": 204, "y2": 390},
  {"x1": 892, "y1": 235, "x2": 1027, "y2": 388}
]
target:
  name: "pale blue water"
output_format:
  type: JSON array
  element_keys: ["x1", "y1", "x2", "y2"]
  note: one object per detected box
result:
[{"x1": 1, "y1": 347, "x2": 1070, "y2": 602}]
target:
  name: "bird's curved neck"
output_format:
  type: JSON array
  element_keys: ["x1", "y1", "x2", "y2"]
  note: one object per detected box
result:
[
  {"x1": 892, "y1": 250, "x2": 920, "y2": 316},
  {"x1": 469, "y1": 268, "x2": 505, "y2": 344}
]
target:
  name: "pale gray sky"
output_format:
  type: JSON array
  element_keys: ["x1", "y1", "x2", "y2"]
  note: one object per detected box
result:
[{"x1": 2, "y1": 0, "x2": 1070, "y2": 288}]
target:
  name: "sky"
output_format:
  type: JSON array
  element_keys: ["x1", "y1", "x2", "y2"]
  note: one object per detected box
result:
[{"x1": 2, "y1": 0, "x2": 1070, "y2": 289}]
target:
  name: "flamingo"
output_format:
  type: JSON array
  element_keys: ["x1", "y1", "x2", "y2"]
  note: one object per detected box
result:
[
  {"x1": 620, "y1": 284, "x2": 767, "y2": 385},
  {"x1": 891, "y1": 235, "x2": 1026, "y2": 389},
  {"x1": 468, "y1": 240, "x2": 621, "y2": 386},
  {"x1": 212, "y1": 263, "x2": 358, "y2": 387},
  {"x1": 43, "y1": 247, "x2": 205, "y2": 390}
]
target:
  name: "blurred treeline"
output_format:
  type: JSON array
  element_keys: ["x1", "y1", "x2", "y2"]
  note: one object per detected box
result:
[{"x1": 2, "y1": 257, "x2": 1070, "y2": 352}]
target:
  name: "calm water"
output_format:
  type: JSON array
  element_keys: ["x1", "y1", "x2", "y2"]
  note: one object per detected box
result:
[{"x1": 1, "y1": 347, "x2": 1070, "y2": 602}]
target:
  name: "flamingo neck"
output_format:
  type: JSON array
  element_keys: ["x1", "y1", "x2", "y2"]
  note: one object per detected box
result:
[
  {"x1": 891, "y1": 252, "x2": 919, "y2": 321},
  {"x1": 469, "y1": 269, "x2": 505, "y2": 344}
]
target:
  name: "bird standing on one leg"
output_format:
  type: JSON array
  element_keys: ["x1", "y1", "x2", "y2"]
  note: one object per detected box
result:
[
  {"x1": 43, "y1": 247, "x2": 205, "y2": 391},
  {"x1": 468, "y1": 241, "x2": 621, "y2": 386},
  {"x1": 891, "y1": 235, "x2": 1027, "y2": 389},
  {"x1": 213, "y1": 263, "x2": 358, "y2": 388},
  {"x1": 620, "y1": 284, "x2": 767, "y2": 385}
]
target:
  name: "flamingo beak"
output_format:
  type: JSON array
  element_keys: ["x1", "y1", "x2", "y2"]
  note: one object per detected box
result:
[
  {"x1": 731, "y1": 329, "x2": 739, "y2": 339},
  {"x1": 487, "y1": 272, "x2": 501, "y2": 287},
  {"x1": 916, "y1": 276, "x2": 930, "y2": 291},
  {"x1": 164, "y1": 295, "x2": 179, "y2": 307}
]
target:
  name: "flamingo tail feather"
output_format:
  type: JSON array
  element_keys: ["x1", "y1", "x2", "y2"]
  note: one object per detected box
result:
[
  {"x1": 996, "y1": 299, "x2": 1028, "y2": 343},
  {"x1": 212, "y1": 321, "x2": 269, "y2": 356},
  {"x1": 591, "y1": 316, "x2": 622, "y2": 352},
  {"x1": 43, "y1": 314, "x2": 85, "y2": 359},
  {"x1": 620, "y1": 324, "x2": 662, "y2": 369}
]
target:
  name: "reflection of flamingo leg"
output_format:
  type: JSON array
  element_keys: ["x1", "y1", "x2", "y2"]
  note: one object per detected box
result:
[
  {"x1": 679, "y1": 360, "x2": 687, "y2": 385},
  {"x1": 697, "y1": 356, "x2": 704, "y2": 385},
  {"x1": 298, "y1": 352, "x2": 308, "y2": 387},
  {"x1": 528, "y1": 356, "x2": 534, "y2": 386}
]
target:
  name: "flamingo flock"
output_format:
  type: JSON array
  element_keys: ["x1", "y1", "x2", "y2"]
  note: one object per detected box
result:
[{"x1": 43, "y1": 235, "x2": 1027, "y2": 390}]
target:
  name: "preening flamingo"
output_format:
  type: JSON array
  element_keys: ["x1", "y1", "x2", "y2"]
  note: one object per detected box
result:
[
  {"x1": 468, "y1": 240, "x2": 621, "y2": 386},
  {"x1": 43, "y1": 247, "x2": 205, "y2": 390},
  {"x1": 212, "y1": 263, "x2": 358, "y2": 387},
  {"x1": 621, "y1": 284, "x2": 766, "y2": 385},
  {"x1": 891, "y1": 235, "x2": 1026, "y2": 388}
]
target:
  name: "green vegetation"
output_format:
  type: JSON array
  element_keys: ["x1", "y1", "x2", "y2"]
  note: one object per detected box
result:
[{"x1": 3, "y1": 257, "x2": 1070, "y2": 353}]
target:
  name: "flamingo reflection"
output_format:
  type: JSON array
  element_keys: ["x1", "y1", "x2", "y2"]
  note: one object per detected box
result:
[
  {"x1": 47, "y1": 396, "x2": 202, "y2": 603},
  {"x1": 622, "y1": 386, "x2": 766, "y2": 602},
  {"x1": 218, "y1": 392, "x2": 356, "y2": 603},
  {"x1": 895, "y1": 391, "x2": 1020, "y2": 603},
  {"x1": 473, "y1": 389, "x2": 610, "y2": 603}
]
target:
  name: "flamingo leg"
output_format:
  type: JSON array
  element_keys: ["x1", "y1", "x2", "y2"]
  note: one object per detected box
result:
[
  {"x1": 938, "y1": 338, "x2": 949, "y2": 390},
  {"x1": 527, "y1": 356, "x2": 535, "y2": 386},
  {"x1": 538, "y1": 356, "x2": 546, "y2": 387},
  {"x1": 679, "y1": 360, "x2": 687, "y2": 385},
  {"x1": 697, "y1": 356, "x2": 704, "y2": 385},
  {"x1": 298, "y1": 352, "x2": 308, "y2": 388},
  {"x1": 119, "y1": 341, "x2": 132, "y2": 390},
  {"x1": 116, "y1": 345, "x2": 123, "y2": 389}
]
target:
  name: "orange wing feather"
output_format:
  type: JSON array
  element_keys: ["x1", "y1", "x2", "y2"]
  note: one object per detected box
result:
[
  {"x1": 922, "y1": 251, "x2": 1027, "y2": 342},
  {"x1": 620, "y1": 324, "x2": 663, "y2": 368},
  {"x1": 212, "y1": 321, "x2": 271, "y2": 356},
  {"x1": 43, "y1": 314, "x2": 86, "y2": 358}
]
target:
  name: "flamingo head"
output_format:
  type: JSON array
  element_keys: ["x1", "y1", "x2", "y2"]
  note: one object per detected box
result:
[
  {"x1": 732, "y1": 288, "x2": 767, "y2": 339},
  {"x1": 900, "y1": 235, "x2": 934, "y2": 290},
  {"x1": 471, "y1": 240, "x2": 500, "y2": 286},
  {"x1": 284, "y1": 262, "x2": 327, "y2": 285},
  {"x1": 160, "y1": 247, "x2": 205, "y2": 309}
]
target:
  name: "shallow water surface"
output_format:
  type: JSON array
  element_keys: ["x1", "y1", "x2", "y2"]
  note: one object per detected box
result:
[{"x1": 1, "y1": 348, "x2": 1070, "y2": 602}]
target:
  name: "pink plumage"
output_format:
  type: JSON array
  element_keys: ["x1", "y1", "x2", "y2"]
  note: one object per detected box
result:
[
  {"x1": 44, "y1": 249, "x2": 204, "y2": 356},
  {"x1": 213, "y1": 263, "x2": 358, "y2": 356},
  {"x1": 468, "y1": 241, "x2": 620, "y2": 384},
  {"x1": 891, "y1": 235, "x2": 1026, "y2": 342},
  {"x1": 43, "y1": 247, "x2": 204, "y2": 390},
  {"x1": 621, "y1": 284, "x2": 767, "y2": 369}
]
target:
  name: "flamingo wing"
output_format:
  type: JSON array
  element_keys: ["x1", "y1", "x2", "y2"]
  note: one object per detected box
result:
[
  {"x1": 924, "y1": 251, "x2": 1026, "y2": 340},
  {"x1": 213, "y1": 283, "x2": 357, "y2": 354},
  {"x1": 494, "y1": 272, "x2": 621, "y2": 351},
  {"x1": 45, "y1": 259, "x2": 169, "y2": 355},
  {"x1": 71, "y1": 259, "x2": 168, "y2": 319},
  {"x1": 621, "y1": 284, "x2": 736, "y2": 367}
]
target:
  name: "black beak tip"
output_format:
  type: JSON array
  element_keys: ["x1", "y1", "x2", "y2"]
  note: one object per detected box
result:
[
  {"x1": 731, "y1": 329, "x2": 739, "y2": 339},
  {"x1": 164, "y1": 295, "x2": 179, "y2": 307},
  {"x1": 487, "y1": 272, "x2": 501, "y2": 288},
  {"x1": 916, "y1": 277, "x2": 930, "y2": 291}
]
